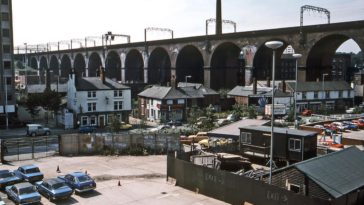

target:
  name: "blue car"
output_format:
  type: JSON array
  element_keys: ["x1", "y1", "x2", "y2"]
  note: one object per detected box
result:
[
  {"x1": 58, "y1": 172, "x2": 96, "y2": 193},
  {"x1": 36, "y1": 178, "x2": 73, "y2": 201},
  {"x1": 14, "y1": 164, "x2": 44, "y2": 183},
  {"x1": 79, "y1": 125, "x2": 97, "y2": 133},
  {"x1": 0, "y1": 170, "x2": 23, "y2": 190},
  {"x1": 342, "y1": 121, "x2": 359, "y2": 130},
  {"x1": 5, "y1": 182, "x2": 41, "y2": 205}
]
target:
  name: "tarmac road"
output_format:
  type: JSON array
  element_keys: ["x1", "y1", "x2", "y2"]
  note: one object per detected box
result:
[{"x1": 0, "y1": 155, "x2": 228, "y2": 205}]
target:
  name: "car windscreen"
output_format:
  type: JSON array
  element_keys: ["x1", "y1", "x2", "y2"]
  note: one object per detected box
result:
[
  {"x1": 77, "y1": 175, "x2": 92, "y2": 182},
  {"x1": 51, "y1": 182, "x2": 67, "y2": 189},
  {"x1": 19, "y1": 186, "x2": 36, "y2": 194},
  {"x1": 0, "y1": 172, "x2": 14, "y2": 178},
  {"x1": 25, "y1": 168, "x2": 40, "y2": 174}
]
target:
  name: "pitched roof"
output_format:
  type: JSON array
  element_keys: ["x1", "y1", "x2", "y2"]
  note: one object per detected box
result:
[
  {"x1": 178, "y1": 82, "x2": 218, "y2": 98},
  {"x1": 75, "y1": 77, "x2": 129, "y2": 91},
  {"x1": 138, "y1": 85, "x2": 188, "y2": 99},
  {"x1": 228, "y1": 85, "x2": 272, "y2": 97},
  {"x1": 286, "y1": 81, "x2": 352, "y2": 92},
  {"x1": 293, "y1": 146, "x2": 364, "y2": 198}
]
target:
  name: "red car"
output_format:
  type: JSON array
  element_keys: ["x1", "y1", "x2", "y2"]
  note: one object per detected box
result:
[
  {"x1": 301, "y1": 109, "x2": 312, "y2": 116},
  {"x1": 352, "y1": 119, "x2": 364, "y2": 129}
]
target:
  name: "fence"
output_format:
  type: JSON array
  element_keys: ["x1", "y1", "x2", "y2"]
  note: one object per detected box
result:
[
  {"x1": 167, "y1": 154, "x2": 330, "y2": 205},
  {"x1": 1, "y1": 135, "x2": 59, "y2": 162},
  {"x1": 59, "y1": 132, "x2": 181, "y2": 156}
]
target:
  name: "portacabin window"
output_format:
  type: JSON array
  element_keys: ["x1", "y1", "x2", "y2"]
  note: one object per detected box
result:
[
  {"x1": 289, "y1": 138, "x2": 301, "y2": 152},
  {"x1": 240, "y1": 132, "x2": 252, "y2": 144},
  {"x1": 87, "y1": 91, "x2": 96, "y2": 98}
]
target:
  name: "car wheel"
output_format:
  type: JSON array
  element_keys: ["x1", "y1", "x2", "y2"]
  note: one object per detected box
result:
[
  {"x1": 31, "y1": 132, "x2": 36, "y2": 137},
  {"x1": 45, "y1": 131, "x2": 50, "y2": 135},
  {"x1": 48, "y1": 194, "x2": 52, "y2": 202}
]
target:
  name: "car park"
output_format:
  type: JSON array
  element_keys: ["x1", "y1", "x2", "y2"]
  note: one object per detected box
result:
[
  {"x1": 36, "y1": 178, "x2": 73, "y2": 201},
  {"x1": 5, "y1": 182, "x2": 41, "y2": 205},
  {"x1": 79, "y1": 125, "x2": 97, "y2": 133},
  {"x1": 26, "y1": 124, "x2": 51, "y2": 137},
  {"x1": 14, "y1": 164, "x2": 44, "y2": 183},
  {"x1": 0, "y1": 170, "x2": 22, "y2": 190},
  {"x1": 58, "y1": 172, "x2": 96, "y2": 193}
]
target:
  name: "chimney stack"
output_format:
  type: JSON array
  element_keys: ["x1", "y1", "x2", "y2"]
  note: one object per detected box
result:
[
  {"x1": 282, "y1": 80, "x2": 286, "y2": 93},
  {"x1": 100, "y1": 66, "x2": 106, "y2": 84},
  {"x1": 171, "y1": 75, "x2": 176, "y2": 88},
  {"x1": 253, "y1": 77, "x2": 257, "y2": 94}
]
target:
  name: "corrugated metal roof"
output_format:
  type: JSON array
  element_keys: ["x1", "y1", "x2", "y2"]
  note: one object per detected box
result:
[
  {"x1": 286, "y1": 81, "x2": 352, "y2": 92},
  {"x1": 208, "y1": 119, "x2": 269, "y2": 138},
  {"x1": 295, "y1": 146, "x2": 364, "y2": 198},
  {"x1": 239, "y1": 125, "x2": 317, "y2": 137}
]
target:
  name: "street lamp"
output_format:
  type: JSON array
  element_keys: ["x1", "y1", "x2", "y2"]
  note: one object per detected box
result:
[
  {"x1": 292, "y1": 53, "x2": 302, "y2": 128},
  {"x1": 238, "y1": 50, "x2": 245, "y2": 86},
  {"x1": 184, "y1": 75, "x2": 192, "y2": 121},
  {"x1": 265, "y1": 40, "x2": 283, "y2": 185},
  {"x1": 322, "y1": 73, "x2": 329, "y2": 111}
]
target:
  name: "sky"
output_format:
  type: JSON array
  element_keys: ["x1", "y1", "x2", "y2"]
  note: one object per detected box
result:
[{"x1": 12, "y1": 0, "x2": 364, "y2": 53}]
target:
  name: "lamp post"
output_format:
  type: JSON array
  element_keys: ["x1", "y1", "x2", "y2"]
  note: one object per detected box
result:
[
  {"x1": 292, "y1": 53, "x2": 302, "y2": 128},
  {"x1": 322, "y1": 73, "x2": 329, "y2": 113},
  {"x1": 265, "y1": 40, "x2": 283, "y2": 184},
  {"x1": 185, "y1": 75, "x2": 192, "y2": 121},
  {"x1": 24, "y1": 43, "x2": 28, "y2": 87},
  {"x1": 238, "y1": 50, "x2": 245, "y2": 86},
  {"x1": 4, "y1": 76, "x2": 8, "y2": 130}
]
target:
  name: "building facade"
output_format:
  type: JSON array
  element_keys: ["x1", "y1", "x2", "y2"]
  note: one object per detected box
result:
[
  {"x1": 0, "y1": 0, "x2": 15, "y2": 128},
  {"x1": 67, "y1": 70, "x2": 132, "y2": 127}
]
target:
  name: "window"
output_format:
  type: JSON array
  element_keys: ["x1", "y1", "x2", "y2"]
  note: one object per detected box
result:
[
  {"x1": 2, "y1": 29, "x2": 9, "y2": 37},
  {"x1": 114, "y1": 90, "x2": 123, "y2": 97},
  {"x1": 338, "y1": 91, "x2": 343, "y2": 98},
  {"x1": 90, "y1": 116, "x2": 97, "y2": 125},
  {"x1": 3, "y1": 45, "x2": 10, "y2": 53},
  {"x1": 313, "y1": 92, "x2": 318, "y2": 99},
  {"x1": 289, "y1": 184, "x2": 300, "y2": 193},
  {"x1": 302, "y1": 92, "x2": 306, "y2": 100},
  {"x1": 114, "y1": 101, "x2": 123, "y2": 110},
  {"x1": 325, "y1": 91, "x2": 330, "y2": 98},
  {"x1": 289, "y1": 138, "x2": 301, "y2": 152},
  {"x1": 167, "y1": 100, "x2": 173, "y2": 105},
  {"x1": 1, "y1": 12, "x2": 9, "y2": 21},
  {"x1": 3, "y1": 61, "x2": 11, "y2": 69},
  {"x1": 7, "y1": 94, "x2": 12, "y2": 101},
  {"x1": 87, "y1": 102, "x2": 96, "y2": 112},
  {"x1": 1, "y1": 0, "x2": 8, "y2": 5},
  {"x1": 81, "y1": 116, "x2": 88, "y2": 125},
  {"x1": 87, "y1": 91, "x2": 96, "y2": 98},
  {"x1": 5, "y1": 77, "x2": 11, "y2": 85},
  {"x1": 240, "y1": 132, "x2": 252, "y2": 144}
]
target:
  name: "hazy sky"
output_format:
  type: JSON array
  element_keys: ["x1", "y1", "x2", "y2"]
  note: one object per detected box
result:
[{"x1": 12, "y1": 0, "x2": 364, "y2": 53}]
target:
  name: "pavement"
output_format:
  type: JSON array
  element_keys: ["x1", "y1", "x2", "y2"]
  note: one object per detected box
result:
[{"x1": 0, "y1": 155, "x2": 228, "y2": 205}]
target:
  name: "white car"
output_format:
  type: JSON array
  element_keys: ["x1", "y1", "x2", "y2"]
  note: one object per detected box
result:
[
  {"x1": 149, "y1": 125, "x2": 171, "y2": 132},
  {"x1": 346, "y1": 107, "x2": 355, "y2": 114}
]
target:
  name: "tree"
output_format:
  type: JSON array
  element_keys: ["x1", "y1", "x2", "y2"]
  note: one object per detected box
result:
[
  {"x1": 24, "y1": 94, "x2": 42, "y2": 122},
  {"x1": 109, "y1": 116, "x2": 121, "y2": 133},
  {"x1": 247, "y1": 105, "x2": 257, "y2": 119},
  {"x1": 200, "y1": 104, "x2": 216, "y2": 131},
  {"x1": 231, "y1": 103, "x2": 243, "y2": 119},
  {"x1": 41, "y1": 89, "x2": 62, "y2": 125}
]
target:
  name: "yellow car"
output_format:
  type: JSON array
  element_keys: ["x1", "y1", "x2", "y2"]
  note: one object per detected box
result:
[{"x1": 120, "y1": 122, "x2": 132, "y2": 130}]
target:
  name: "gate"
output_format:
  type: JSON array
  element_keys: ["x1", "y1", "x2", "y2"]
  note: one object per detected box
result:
[{"x1": 1, "y1": 135, "x2": 59, "y2": 162}]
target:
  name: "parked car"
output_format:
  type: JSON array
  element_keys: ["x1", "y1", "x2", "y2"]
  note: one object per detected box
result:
[
  {"x1": 342, "y1": 121, "x2": 358, "y2": 130},
  {"x1": 14, "y1": 164, "x2": 44, "y2": 183},
  {"x1": 301, "y1": 109, "x2": 312, "y2": 116},
  {"x1": 331, "y1": 122, "x2": 347, "y2": 132},
  {"x1": 36, "y1": 178, "x2": 73, "y2": 201},
  {"x1": 58, "y1": 172, "x2": 96, "y2": 193},
  {"x1": 26, "y1": 124, "x2": 51, "y2": 137},
  {"x1": 0, "y1": 170, "x2": 22, "y2": 190},
  {"x1": 188, "y1": 132, "x2": 209, "y2": 143},
  {"x1": 149, "y1": 125, "x2": 171, "y2": 133},
  {"x1": 227, "y1": 114, "x2": 239, "y2": 122},
  {"x1": 167, "y1": 120, "x2": 182, "y2": 127},
  {"x1": 120, "y1": 121, "x2": 133, "y2": 130},
  {"x1": 79, "y1": 125, "x2": 97, "y2": 133},
  {"x1": 352, "y1": 119, "x2": 364, "y2": 129},
  {"x1": 346, "y1": 107, "x2": 356, "y2": 114},
  {"x1": 5, "y1": 182, "x2": 41, "y2": 205}
]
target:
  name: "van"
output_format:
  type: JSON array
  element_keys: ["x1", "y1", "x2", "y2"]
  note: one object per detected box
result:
[{"x1": 26, "y1": 124, "x2": 51, "y2": 137}]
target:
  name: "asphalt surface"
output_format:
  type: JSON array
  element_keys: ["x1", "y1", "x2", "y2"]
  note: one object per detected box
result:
[{"x1": 0, "y1": 155, "x2": 228, "y2": 205}]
